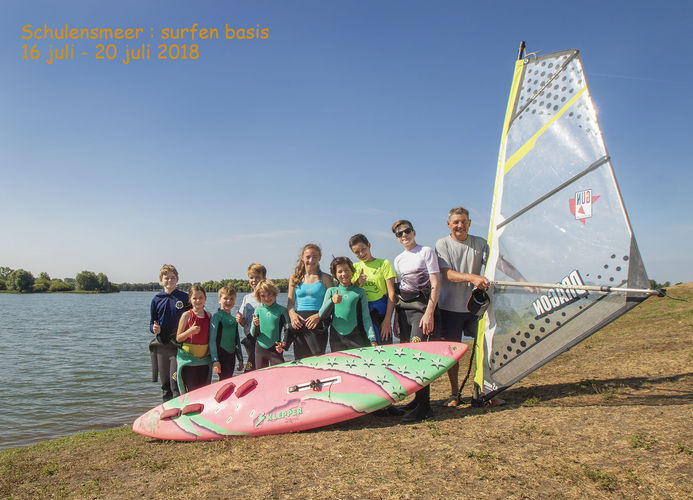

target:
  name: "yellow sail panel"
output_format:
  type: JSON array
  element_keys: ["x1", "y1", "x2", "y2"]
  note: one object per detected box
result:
[
  {"x1": 503, "y1": 86, "x2": 587, "y2": 174},
  {"x1": 475, "y1": 55, "x2": 527, "y2": 391}
]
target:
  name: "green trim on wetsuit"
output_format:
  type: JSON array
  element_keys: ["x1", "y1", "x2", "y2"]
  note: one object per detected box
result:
[
  {"x1": 175, "y1": 348, "x2": 212, "y2": 395},
  {"x1": 251, "y1": 302, "x2": 290, "y2": 349},
  {"x1": 209, "y1": 309, "x2": 243, "y2": 364},
  {"x1": 319, "y1": 285, "x2": 376, "y2": 343}
]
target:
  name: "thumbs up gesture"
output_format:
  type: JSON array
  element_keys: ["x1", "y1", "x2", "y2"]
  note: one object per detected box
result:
[
  {"x1": 332, "y1": 289, "x2": 342, "y2": 304},
  {"x1": 357, "y1": 269, "x2": 367, "y2": 286}
]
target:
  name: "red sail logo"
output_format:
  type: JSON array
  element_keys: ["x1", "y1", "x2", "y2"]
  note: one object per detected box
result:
[{"x1": 569, "y1": 189, "x2": 600, "y2": 224}]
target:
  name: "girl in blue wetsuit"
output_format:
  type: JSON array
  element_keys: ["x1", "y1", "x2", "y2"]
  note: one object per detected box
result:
[
  {"x1": 287, "y1": 244, "x2": 333, "y2": 360},
  {"x1": 349, "y1": 233, "x2": 396, "y2": 345},
  {"x1": 319, "y1": 257, "x2": 376, "y2": 352}
]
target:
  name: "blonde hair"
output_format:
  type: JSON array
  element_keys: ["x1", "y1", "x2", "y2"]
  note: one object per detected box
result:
[
  {"x1": 290, "y1": 243, "x2": 322, "y2": 288},
  {"x1": 218, "y1": 286, "x2": 236, "y2": 298},
  {"x1": 246, "y1": 263, "x2": 267, "y2": 279},
  {"x1": 254, "y1": 280, "x2": 280, "y2": 300},
  {"x1": 159, "y1": 264, "x2": 179, "y2": 281}
]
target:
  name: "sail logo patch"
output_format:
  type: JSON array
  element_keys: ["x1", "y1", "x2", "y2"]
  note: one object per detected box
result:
[
  {"x1": 569, "y1": 190, "x2": 600, "y2": 224},
  {"x1": 532, "y1": 270, "x2": 588, "y2": 318}
]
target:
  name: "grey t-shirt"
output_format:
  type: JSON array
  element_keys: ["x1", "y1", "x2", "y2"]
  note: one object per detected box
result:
[{"x1": 435, "y1": 234, "x2": 488, "y2": 312}]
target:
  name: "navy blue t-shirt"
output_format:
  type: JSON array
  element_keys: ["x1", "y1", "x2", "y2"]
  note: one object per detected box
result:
[{"x1": 150, "y1": 289, "x2": 189, "y2": 344}]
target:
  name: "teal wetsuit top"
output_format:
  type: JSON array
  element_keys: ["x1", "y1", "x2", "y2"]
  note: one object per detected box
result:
[
  {"x1": 319, "y1": 285, "x2": 376, "y2": 343},
  {"x1": 209, "y1": 309, "x2": 243, "y2": 363},
  {"x1": 251, "y1": 302, "x2": 290, "y2": 349}
]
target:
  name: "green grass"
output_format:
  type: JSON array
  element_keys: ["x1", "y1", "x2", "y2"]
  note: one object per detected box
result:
[
  {"x1": 628, "y1": 432, "x2": 657, "y2": 450},
  {"x1": 581, "y1": 464, "x2": 618, "y2": 491},
  {"x1": 675, "y1": 442, "x2": 692, "y2": 455}
]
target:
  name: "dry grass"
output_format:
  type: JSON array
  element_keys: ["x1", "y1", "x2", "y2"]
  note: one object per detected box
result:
[{"x1": 2, "y1": 283, "x2": 692, "y2": 499}]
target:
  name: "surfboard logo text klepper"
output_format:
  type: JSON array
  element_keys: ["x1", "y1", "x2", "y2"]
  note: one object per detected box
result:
[{"x1": 255, "y1": 406, "x2": 303, "y2": 428}]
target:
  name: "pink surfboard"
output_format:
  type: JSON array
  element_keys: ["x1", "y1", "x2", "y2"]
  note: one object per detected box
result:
[{"x1": 133, "y1": 341, "x2": 468, "y2": 441}]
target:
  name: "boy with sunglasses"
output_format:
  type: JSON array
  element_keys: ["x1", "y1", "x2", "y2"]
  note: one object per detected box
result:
[{"x1": 391, "y1": 219, "x2": 440, "y2": 422}]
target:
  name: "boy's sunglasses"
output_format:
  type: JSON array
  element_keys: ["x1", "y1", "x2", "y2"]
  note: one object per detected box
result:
[{"x1": 395, "y1": 227, "x2": 413, "y2": 238}]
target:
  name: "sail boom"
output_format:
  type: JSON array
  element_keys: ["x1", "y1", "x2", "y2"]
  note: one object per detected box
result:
[{"x1": 491, "y1": 280, "x2": 664, "y2": 296}]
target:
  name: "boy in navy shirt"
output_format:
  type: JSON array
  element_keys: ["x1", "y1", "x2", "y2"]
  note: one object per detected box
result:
[{"x1": 149, "y1": 264, "x2": 189, "y2": 401}]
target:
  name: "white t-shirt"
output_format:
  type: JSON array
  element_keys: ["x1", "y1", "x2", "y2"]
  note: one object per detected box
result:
[
  {"x1": 393, "y1": 245, "x2": 440, "y2": 293},
  {"x1": 237, "y1": 292, "x2": 260, "y2": 338}
]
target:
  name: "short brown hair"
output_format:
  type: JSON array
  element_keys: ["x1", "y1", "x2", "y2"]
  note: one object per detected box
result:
[
  {"x1": 348, "y1": 233, "x2": 369, "y2": 248},
  {"x1": 254, "y1": 280, "x2": 279, "y2": 300},
  {"x1": 247, "y1": 263, "x2": 267, "y2": 279},
  {"x1": 330, "y1": 256, "x2": 355, "y2": 278},
  {"x1": 391, "y1": 220, "x2": 414, "y2": 234},
  {"x1": 159, "y1": 264, "x2": 179, "y2": 281},
  {"x1": 218, "y1": 286, "x2": 237, "y2": 298}
]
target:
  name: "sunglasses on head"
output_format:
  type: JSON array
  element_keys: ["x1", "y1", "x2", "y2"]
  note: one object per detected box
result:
[{"x1": 395, "y1": 227, "x2": 413, "y2": 238}]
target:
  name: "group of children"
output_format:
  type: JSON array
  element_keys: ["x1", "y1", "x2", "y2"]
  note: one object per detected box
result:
[{"x1": 148, "y1": 240, "x2": 390, "y2": 402}]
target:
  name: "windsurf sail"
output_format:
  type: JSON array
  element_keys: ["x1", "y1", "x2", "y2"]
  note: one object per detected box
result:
[{"x1": 473, "y1": 42, "x2": 663, "y2": 403}]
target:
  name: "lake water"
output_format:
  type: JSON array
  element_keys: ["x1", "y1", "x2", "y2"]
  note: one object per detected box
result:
[{"x1": 0, "y1": 291, "x2": 289, "y2": 450}]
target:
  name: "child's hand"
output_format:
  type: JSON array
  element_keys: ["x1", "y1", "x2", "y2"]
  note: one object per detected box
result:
[
  {"x1": 235, "y1": 312, "x2": 245, "y2": 326},
  {"x1": 152, "y1": 321, "x2": 161, "y2": 335},
  {"x1": 332, "y1": 290, "x2": 342, "y2": 304},
  {"x1": 357, "y1": 269, "x2": 367, "y2": 286},
  {"x1": 188, "y1": 325, "x2": 201, "y2": 338},
  {"x1": 304, "y1": 313, "x2": 320, "y2": 330},
  {"x1": 212, "y1": 361, "x2": 221, "y2": 374},
  {"x1": 380, "y1": 319, "x2": 392, "y2": 341},
  {"x1": 237, "y1": 361, "x2": 244, "y2": 372},
  {"x1": 275, "y1": 341, "x2": 284, "y2": 354},
  {"x1": 289, "y1": 310, "x2": 305, "y2": 330},
  {"x1": 253, "y1": 315, "x2": 259, "y2": 327}
]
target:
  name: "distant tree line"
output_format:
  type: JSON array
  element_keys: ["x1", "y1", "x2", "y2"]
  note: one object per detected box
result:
[
  {"x1": 649, "y1": 279, "x2": 680, "y2": 290},
  {"x1": 0, "y1": 267, "x2": 117, "y2": 293},
  {"x1": 1, "y1": 265, "x2": 677, "y2": 296},
  {"x1": 116, "y1": 278, "x2": 290, "y2": 293}
]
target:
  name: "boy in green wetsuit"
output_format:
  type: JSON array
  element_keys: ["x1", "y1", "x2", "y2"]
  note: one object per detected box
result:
[
  {"x1": 251, "y1": 280, "x2": 290, "y2": 368},
  {"x1": 319, "y1": 257, "x2": 376, "y2": 352},
  {"x1": 210, "y1": 286, "x2": 244, "y2": 380}
]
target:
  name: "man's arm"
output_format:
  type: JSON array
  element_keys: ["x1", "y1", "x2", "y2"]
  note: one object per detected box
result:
[{"x1": 440, "y1": 268, "x2": 490, "y2": 289}]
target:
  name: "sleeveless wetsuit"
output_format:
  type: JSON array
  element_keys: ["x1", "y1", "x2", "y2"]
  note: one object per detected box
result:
[
  {"x1": 251, "y1": 302, "x2": 289, "y2": 368},
  {"x1": 290, "y1": 279, "x2": 329, "y2": 360},
  {"x1": 176, "y1": 310, "x2": 212, "y2": 394},
  {"x1": 210, "y1": 309, "x2": 243, "y2": 380},
  {"x1": 319, "y1": 285, "x2": 376, "y2": 352}
]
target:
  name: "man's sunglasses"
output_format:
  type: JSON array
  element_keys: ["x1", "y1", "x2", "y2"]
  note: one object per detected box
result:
[{"x1": 395, "y1": 227, "x2": 413, "y2": 238}]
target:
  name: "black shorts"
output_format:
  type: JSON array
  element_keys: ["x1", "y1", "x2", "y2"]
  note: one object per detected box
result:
[{"x1": 440, "y1": 310, "x2": 479, "y2": 342}]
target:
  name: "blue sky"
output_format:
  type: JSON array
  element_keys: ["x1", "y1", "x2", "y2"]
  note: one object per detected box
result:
[{"x1": 2, "y1": 1, "x2": 691, "y2": 284}]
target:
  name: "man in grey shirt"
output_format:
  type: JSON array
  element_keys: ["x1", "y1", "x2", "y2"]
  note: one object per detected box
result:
[{"x1": 435, "y1": 206, "x2": 489, "y2": 407}]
